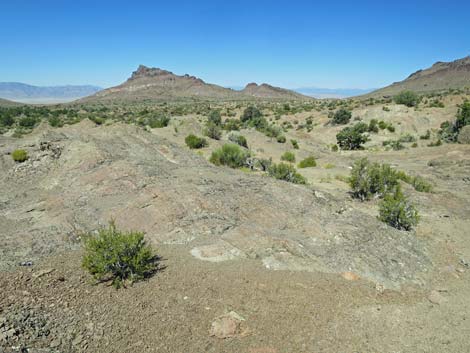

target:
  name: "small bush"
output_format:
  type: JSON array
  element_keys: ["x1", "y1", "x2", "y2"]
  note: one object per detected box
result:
[
  {"x1": 398, "y1": 134, "x2": 416, "y2": 143},
  {"x1": 240, "y1": 106, "x2": 262, "y2": 124},
  {"x1": 148, "y1": 115, "x2": 170, "y2": 128},
  {"x1": 349, "y1": 158, "x2": 399, "y2": 200},
  {"x1": 368, "y1": 119, "x2": 379, "y2": 133},
  {"x1": 228, "y1": 133, "x2": 248, "y2": 148},
  {"x1": 185, "y1": 134, "x2": 208, "y2": 149},
  {"x1": 383, "y1": 140, "x2": 405, "y2": 150},
  {"x1": 82, "y1": 221, "x2": 157, "y2": 288},
  {"x1": 90, "y1": 116, "x2": 105, "y2": 125},
  {"x1": 209, "y1": 143, "x2": 249, "y2": 168},
  {"x1": 276, "y1": 135, "x2": 286, "y2": 143},
  {"x1": 255, "y1": 158, "x2": 272, "y2": 171},
  {"x1": 291, "y1": 139, "x2": 299, "y2": 149},
  {"x1": 409, "y1": 176, "x2": 433, "y2": 193},
  {"x1": 298, "y1": 156, "x2": 316, "y2": 168},
  {"x1": 394, "y1": 90, "x2": 419, "y2": 107},
  {"x1": 0, "y1": 115, "x2": 15, "y2": 127},
  {"x1": 420, "y1": 130, "x2": 431, "y2": 140},
  {"x1": 379, "y1": 187, "x2": 419, "y2": 230},
  {"x1": 11, "y1": 149, "x2": 28, "y2": 163},
  {"x1": 18, "y1": 116, "x2": 38, "y2": 128},
  {"x1": 455, "y1": 100, "x2": 470, "y2": 131},
  {"x1": 429, "y1": 99, "x2": 445, "y2": 108},
  {"x1": 281, "y1": 151, "x2": 296, "y2": 163},
  {"x1": 204, "y1": 122, "x2": 222, "y2": 140},
  {"x1": 48, "y1": 116, "x2": 63, "y2": 127},
  {"x1": 336, "y1": 123, "x2": 369, "y2": 150},
  {"x1": 268, "y1": 162, "x2": 306, "y2": 184},
  {"x1": 223, "y1": 118, "x2": 241, "y2": 131},
  {"x1": 331, "y1": 109, "x2": 352, "y2": 125},
  {"x1": 208, "y1": 110, "x2": 222, "y2": 126}
]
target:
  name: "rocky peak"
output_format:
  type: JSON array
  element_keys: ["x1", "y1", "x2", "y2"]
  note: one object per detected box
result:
[{"x1": 129, "y1": 65, "x2": 173, "y2": 80}]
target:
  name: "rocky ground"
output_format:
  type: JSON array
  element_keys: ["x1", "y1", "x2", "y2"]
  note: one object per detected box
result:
[{"x1": 1, "y1": 97, "x2": 470, "y2": 352}]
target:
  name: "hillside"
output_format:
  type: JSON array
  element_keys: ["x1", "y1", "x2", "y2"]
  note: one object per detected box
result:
[
  {"x1": 81, "y1": 65, "x2": 311, "y2": 103},
  {"x1": 2, "y1": 92, "x2": 470, "y2": 352},
  {"x1": 0, "y1": 82, "x2": 101, "y2": 103},
  {"x1": 241, "y1": 82, "x2": 310, "y2": 99},
  {"x1": 0, "y1": 97, "x2": 21, "y2": 106},
  {"x1": 369, "y1": 56, "x2": 470, "y2": 97}
]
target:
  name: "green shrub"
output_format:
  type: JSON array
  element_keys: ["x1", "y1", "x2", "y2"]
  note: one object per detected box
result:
[
  {"x1": 262, "y1": 124, "x2": 282, "y2": 138},
  {"x1": 240, "y1": 106, "x2": 262, "y2": 124},
  {"x1": 387, "y1": 124, "x2": 395, "y2": 132},
  {"x1": 90, "y1": 116, "x2": 105, "y2": 125},
  {"x1": 349, "y1": 158, "x2": 399, "y2": 200},
  {"x1": 276, "y1": 135, "x2": 286, "y2": 143},
  {"x1": 11, "y1": 149, "x2": 28, "y2": 163},
  {"x1": 268, "y1": 162, "x2": 306, "y2": 184},
  {"x1": 208, "y1": 110, "x2": 222, "y2": 126},
  {"x1": 420, "y1": 130, "x2": 431, "y2": 140},
  {"x1": 255, "y1": 158, "x2": 272, "y2": 171},
  {"x1": 185, "y1": 134, "x2": 208, "y2": 149},
  {"x1": 223, "y1": 118, "x2": 241, "y2": 131},
  {"x1": 336, "y1": 123, "x2": 369, "y2": 150},
  {"x1": 383, "y1": 140, "x2": 405, "y2": 150},
  {"x1": 148, "y1": 115, "x2": 170, "y2": 128},
  {"x1": 429, "y1": 99, "x2": 445, "y2": 108},
  {"x1": 18, "y1": 116, "x2": 37, "y2": 128},
  {"x1": 394, "y1": 90, "x2": 419, "y2": 107},
  {"x1": 409, "y1": 176, "x2": 433, "y2": 193},
  {"x1": 455, "y1": 100, "x2": 470, "y2": 131},
  {"x1": 228, "y1": 133, "x2": 248, "y2": 148},
  {"x1": 378, "y1": 187, "x2": 419, "y2": 230},
  {"x1": 291, "y1": 139, "x2": 299, "y2": 149},
  {"x1": 209, "y1": 143, "x2": 249, "y2": 168},
  {"x1": 48, "y1": 116, "x2": 63, "y2": 127},
  {"x1": 204, "y1": 122, "x2": 222, "y2": 140},
  {"x1": 331, "y1": 109, "x2": 352, "y2": 125},
  {"x1": 378, "y1": 121, "x2": 387, "y2": 130},
  {"x1": 298, "y1": 156, "x2": 317, "y2": 168},
  {"x1": 81, "y1": 221, "x2": 157, "y2": 288},
  {"x1": 281, "y1": 151, "x2": 296, "y2": 163},
  {"x1": 396, "y1": 172, "x2": 432, "y2": 193},
  {"x1": 368, "y1": 119, "x2": 379, "y2": 133},
  {"x1": 398, "y1": 134, "x2": 416, "y2": 143},
  {"x1": 0, "y1": 114, "x2": 15, "y2": 127}
]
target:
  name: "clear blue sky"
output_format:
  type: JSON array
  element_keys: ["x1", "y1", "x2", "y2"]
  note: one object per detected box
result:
[{"x1": 0, "y1": 0, "x2": 469, "y2": 89}]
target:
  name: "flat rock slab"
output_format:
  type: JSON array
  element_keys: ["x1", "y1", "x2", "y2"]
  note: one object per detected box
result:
[{"x1": 209, "y1": 311, "x2": 246, "y2": 339}]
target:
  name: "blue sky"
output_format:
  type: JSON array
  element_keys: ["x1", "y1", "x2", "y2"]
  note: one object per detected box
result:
[{"x1": 0, "y1": 0, "x2": 469, "y2": 89}]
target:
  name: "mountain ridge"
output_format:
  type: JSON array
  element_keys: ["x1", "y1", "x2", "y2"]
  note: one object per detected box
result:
[
  {"x1": 367, "y1": 56, "x2": 470, "y2": 97},
  {"x1": 81, "y1": 65, "x2": 312, "y2": 103}
]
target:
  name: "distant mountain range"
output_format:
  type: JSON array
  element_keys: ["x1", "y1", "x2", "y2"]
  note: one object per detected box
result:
[
  {"x1": 0, "y1": 97, "x2": 20, "y2": 106},
  {"x1": 0, "y1": 82, "x2": 102, "y2": 103},
  {"x1": 80, "y1": 65, "x2": 311, "y2": 103},
  {"x1": 4, "y1": 56, "x2": 470, "y2": 104},
  {"x1": 368, "y1": 55, "x2": 470, "y2": 97},
  {"x1": 293, "y1": 87, "x2": 375, "y2": 98}
]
